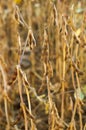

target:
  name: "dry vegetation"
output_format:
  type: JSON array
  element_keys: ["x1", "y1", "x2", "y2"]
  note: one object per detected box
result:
[{"x1": 0, "y1": 0, "x2": 86, "y2": 130}]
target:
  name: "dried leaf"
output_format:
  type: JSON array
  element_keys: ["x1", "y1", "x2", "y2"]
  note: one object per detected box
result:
[{"x1": 75, "y1": 28, "x2": 81, "y2": 36}]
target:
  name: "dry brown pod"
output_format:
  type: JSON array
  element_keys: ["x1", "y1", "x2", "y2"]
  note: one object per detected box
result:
[{"x1": 26, "y1": 28, "x2": 36, "y2": 50}]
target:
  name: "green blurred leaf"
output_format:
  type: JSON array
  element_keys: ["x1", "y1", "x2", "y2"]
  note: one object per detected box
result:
[
  {"x1": 82, "y1": 85, "x2": 86, "y2": 96},
  {"x1": 76, "y1": 8, "x2": 85, "y2": 13},
  {"x1": 74, "y1": 88, "x2": 85, "y2": 100}
]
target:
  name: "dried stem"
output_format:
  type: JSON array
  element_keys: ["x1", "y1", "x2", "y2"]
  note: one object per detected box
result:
[
  {"x1": 61, "y1": 41, "x2": 66, "y2": 120},
  {"x1": 17, "y1": 65, "x2": 28, "y2": 130},
  {"x1": 0, "y1": 57, "x2": 10, "y2": 129}
]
